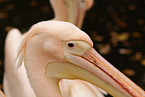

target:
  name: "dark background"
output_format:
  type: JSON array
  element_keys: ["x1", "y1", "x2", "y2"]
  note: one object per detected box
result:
[{"x1": 0, "y1": 0, "x2": 145, "y2": 96}]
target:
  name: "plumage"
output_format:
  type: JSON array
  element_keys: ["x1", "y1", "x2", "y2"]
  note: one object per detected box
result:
[
  {"x1": 4, "y1": 29, "x2": 35, "y2": 97},
  {"x1": 4, "y1": 1, "x2": 145, "y2": 97},
  {"x1": 13, "y1": 21, "x2": 145, "y2": 97},
  {"x1": 50, "y1": 0, "x2": 94, "y2": 28},
  {"x1": 60, "y1": 80, "x2": 105, "y2": 97},
  {"x1": 4, "y1": 0, "x2": 105, "y2": 97}
]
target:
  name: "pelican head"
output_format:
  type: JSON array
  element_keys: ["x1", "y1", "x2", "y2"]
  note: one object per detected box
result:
[
  {"x1": 50, "y1": 0, "x2": 93, "y2": 28},
  {"x1": 17, "y1": 21, "x2": 145, "y2": 97}
]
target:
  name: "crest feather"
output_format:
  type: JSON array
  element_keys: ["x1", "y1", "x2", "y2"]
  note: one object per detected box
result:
[{"x1": 16, "y1": 28, "x2": 39, "y2": 69}]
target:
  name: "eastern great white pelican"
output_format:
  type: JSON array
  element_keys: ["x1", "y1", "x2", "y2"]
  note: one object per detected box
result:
[{"x1": 14, "y1": 21, "x2": 145, "y2": 97}]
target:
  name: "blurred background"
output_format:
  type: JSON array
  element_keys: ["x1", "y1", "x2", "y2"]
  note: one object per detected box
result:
[{"x1": 0, "y1": 0, "x2": 145, "y2": 96}]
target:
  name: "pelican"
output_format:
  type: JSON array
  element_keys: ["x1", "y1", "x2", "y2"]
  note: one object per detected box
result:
[
  {"x1": 50, "y1": 0, "x2": 105, "y2": 96},
  {"x1": 50, "y1": 0, "x2": 94, "y2": 28},
  {"x1": 14, "y1": 21, "x2": 145, "y2": 97},
  {"x1": 4, "y1": 0, "x2": 104, "y2": 97}
]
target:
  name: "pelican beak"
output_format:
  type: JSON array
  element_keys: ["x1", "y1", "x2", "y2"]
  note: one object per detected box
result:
[
  {"x1": 65, "y1": 0, "x2": 93, "y2": 28},
  {"x1": 65, "y1": 48, "x2": 145, "y2": 97},
  {"x1": 68, "y1": 3, "x2": 85, "y2": 28}
]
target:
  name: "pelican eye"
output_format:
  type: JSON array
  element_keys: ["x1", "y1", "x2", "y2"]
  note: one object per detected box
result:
[{"x1": 68, "y1": 43, "x2": 75, "y2": 48}]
